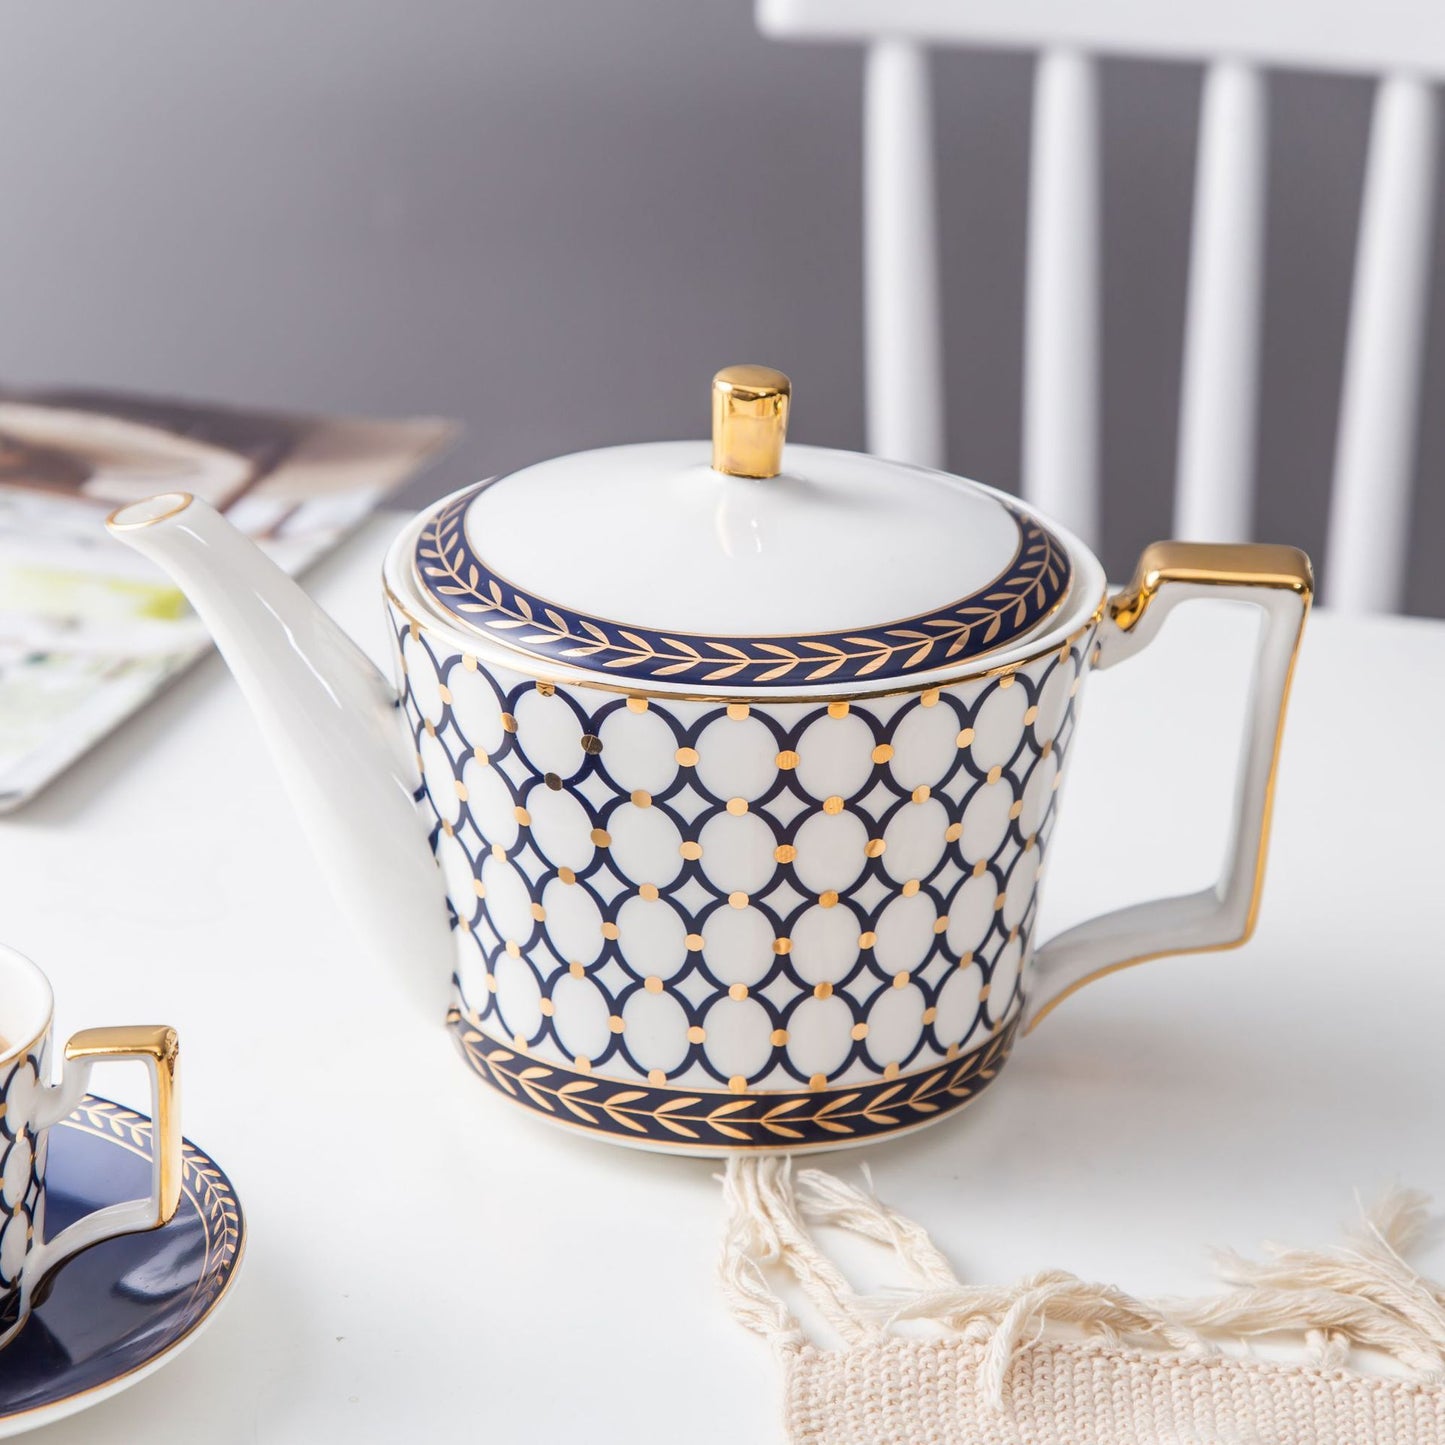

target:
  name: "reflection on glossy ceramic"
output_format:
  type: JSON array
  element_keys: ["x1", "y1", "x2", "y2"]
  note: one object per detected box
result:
[
  {"x1": 397, "y1": 605, "x2": 1098, "y2": 1147},
  {"x1": 0, "y1": 1097, "x2": 243, "y2": 1439}
]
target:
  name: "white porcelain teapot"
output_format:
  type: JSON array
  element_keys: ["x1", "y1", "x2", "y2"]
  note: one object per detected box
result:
[{"x1": 107, "y1": 368, "x2": 1310, "y2": 1154}]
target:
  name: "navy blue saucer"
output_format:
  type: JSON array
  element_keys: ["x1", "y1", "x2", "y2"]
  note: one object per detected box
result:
[{"x1": 0, "y1": 1096, "x2": 244, "y2": 1436}]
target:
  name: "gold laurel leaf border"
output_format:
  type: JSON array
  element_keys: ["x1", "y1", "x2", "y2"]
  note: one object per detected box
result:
[
  {"x1": 448, "y1": 1014, "x2": 1019, "y2": 1150},
  {"x1": 63, "y1": 1098, "x2": 242, "y2": 1314},
  {"x1": 416, "y1": 489, "x2": 1071, "y2": 684}
]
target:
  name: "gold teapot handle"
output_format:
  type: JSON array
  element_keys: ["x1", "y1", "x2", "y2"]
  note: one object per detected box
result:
[{"x1": 1024, "y1": 541, "x2": 1312, "y2": 1031}]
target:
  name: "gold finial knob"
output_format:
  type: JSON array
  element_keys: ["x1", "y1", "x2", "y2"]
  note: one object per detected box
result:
[{"x1": 712, "y1": 365, "x2": 791, "y2": 479}]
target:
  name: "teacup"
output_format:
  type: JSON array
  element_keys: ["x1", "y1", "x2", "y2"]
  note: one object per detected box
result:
[{"x1": 0, "y1": 944, "x2": 181, "y2": 1348}]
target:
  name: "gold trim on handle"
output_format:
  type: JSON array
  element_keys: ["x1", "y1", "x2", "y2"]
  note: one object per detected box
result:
[
  {"x1": 711, "y1": 366, "x2": 791, "y2": 478},
  {"x1": 65, "y1": 1025, "x2": 182, "y2": 1222},
  {"x1": 1024, "y1": 540, "x2": 1313, "y2": 1034},
  {"x1": 1109, "y1": 541, "x2": 1313, "y2": 632}
]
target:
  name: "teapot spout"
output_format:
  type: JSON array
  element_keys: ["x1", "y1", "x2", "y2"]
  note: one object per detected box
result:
[{"x1": 107, "y1": 493, "x2": 451, "y2": 1020}]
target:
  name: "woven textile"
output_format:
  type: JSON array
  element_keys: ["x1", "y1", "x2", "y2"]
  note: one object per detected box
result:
[
  {"x1": 788, "y1": 1337, "x2": 1445, "y2": 1445},
  {"x1": 721, "y1": 1160, "x2": 1445, "y2": 1445}
]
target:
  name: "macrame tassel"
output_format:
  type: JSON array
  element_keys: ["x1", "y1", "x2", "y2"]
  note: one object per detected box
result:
[
  {"x1": 718, "y1": 1157, "x2": 809, "y2": 1351},
  {"x1": 719, "y1": 1156, "x2": 881, "y2": 1348},
  {"x1": 721, "y1": 1159, "x2": 1445, "y2": 1410},
  {"x1": 1166, "y1": 1188, "x2": 1445, "y2": 1381}
]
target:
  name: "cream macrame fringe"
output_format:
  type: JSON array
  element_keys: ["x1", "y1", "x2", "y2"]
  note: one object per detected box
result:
[{"x1": 720, "y1": 1157, "x2": 1445, "y2": 1409}]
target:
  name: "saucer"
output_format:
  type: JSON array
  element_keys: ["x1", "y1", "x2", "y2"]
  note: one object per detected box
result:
[{"x1": 0, "y1": 1096, "x2": 244, "y2": 1437}]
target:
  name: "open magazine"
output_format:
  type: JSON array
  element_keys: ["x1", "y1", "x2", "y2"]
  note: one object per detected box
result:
[{"x1": 0, "y1": 388, "x2": 456, "y2": 811}]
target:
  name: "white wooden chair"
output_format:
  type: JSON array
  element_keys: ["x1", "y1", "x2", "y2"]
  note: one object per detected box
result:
[{"x1": 756, "y1": 0, "x2": 1440, "y2": 612}]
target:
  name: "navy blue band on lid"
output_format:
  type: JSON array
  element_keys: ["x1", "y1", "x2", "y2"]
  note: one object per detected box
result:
[{"x1": 415, "y1": 482, "x2": 1073, "y2": 688}]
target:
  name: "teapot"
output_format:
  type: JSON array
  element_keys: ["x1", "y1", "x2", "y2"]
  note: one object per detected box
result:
[{"x1": 107, "y1": 368, "x2": 1310, "y2": 1154}]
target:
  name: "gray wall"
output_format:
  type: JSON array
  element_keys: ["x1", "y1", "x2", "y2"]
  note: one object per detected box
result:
[{"x1": 5, "y1": 3, "x2": 1442, "y2": 609}]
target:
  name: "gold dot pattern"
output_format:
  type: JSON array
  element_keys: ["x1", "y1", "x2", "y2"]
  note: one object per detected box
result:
[{"x1": 395, "y1": 605, "x2": 1096, "y2": 1099}]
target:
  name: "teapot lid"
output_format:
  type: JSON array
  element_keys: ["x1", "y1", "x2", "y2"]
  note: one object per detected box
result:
[{"x1": 412, "y1": 367, "x2": 1075, "y2": 691}]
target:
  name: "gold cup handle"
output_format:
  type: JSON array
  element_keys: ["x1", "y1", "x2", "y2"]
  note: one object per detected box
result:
[
  {"x1": 29, "y1": 1025, "x2": 182, "y2": 1280},
  {"x1": 1024, "y1": 542, "x2": 1313, "y2": 1031}
]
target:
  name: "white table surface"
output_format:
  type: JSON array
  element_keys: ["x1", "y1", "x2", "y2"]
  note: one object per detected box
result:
[{"x1": 5, "y1": 514, "x2": 1444, "y2": 1442}]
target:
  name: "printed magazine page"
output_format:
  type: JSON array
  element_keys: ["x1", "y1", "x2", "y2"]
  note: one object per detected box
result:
[{"x1": 0, "y1": 388, "x2": 455, "y2": 810}]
